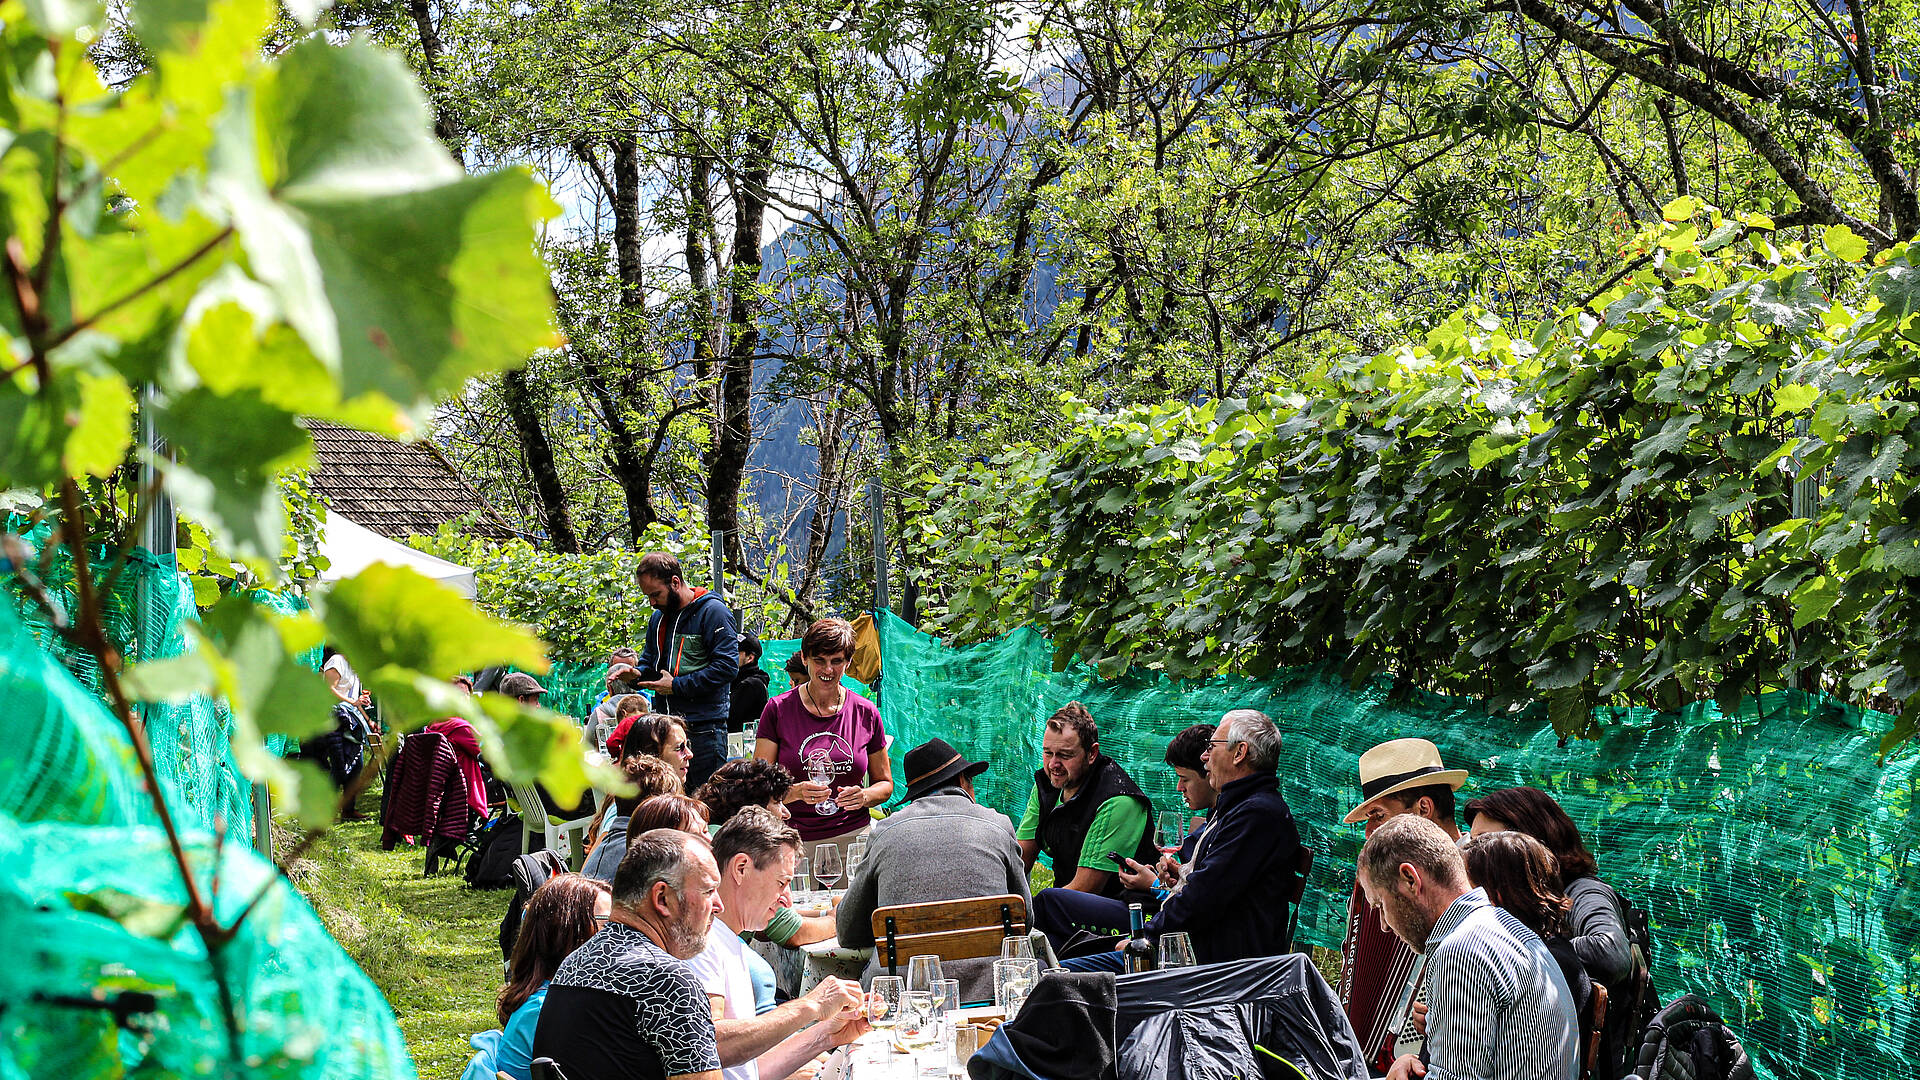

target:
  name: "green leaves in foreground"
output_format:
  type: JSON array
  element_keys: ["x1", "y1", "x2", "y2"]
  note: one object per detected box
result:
[{"x1": 4, "y1": 0, "x2": 579, "y2": 832}]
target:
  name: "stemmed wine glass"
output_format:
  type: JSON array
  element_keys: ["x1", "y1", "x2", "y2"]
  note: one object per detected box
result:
[
  {"x1": 906, "y1": 954, "x2": 945, "y2": 996},
  {"x1": 1000, "y1": 935, "x2": 1033, "y2": 960},
  {"x1": 808, "y1": 758, "x2": 840, "y2": 815},
  {"x1": 869, "y1": 976, "x2": 905, "y2": 1031},
  {"x1": 814, "y1": 844, "x2": 843, "y2": 891},
  {"x1": 1156, "y1": 810, "x2": 1185, "y2": 857}
]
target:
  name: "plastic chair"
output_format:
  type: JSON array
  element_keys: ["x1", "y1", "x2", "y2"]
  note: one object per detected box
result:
[{"x1": 509, "y1": 780, "x2": 593, "y2": 872}]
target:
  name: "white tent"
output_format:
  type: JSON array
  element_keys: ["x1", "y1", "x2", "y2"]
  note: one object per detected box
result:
[{"x1": 317, "y1": 510, "x2": 478, "y2": 598}]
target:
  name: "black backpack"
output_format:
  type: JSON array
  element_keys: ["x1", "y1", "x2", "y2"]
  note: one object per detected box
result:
[
  {"x1": 463, "y1": 811, "x2": 524, "y2": 890},
  {"x1": 498, "y1": 848, "x2": 568, "y2": 961},
  {"x1": 1623, "y1": 994, "x2": 1753, "y2": 1080},
  {"x1": 1596, "y1": 888, "x2": 1660, "y2": 1079}
]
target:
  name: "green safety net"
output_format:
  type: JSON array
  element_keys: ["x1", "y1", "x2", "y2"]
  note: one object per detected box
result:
[
  {"x1": 873, "y1": 610, "x2": 1920, "y2": 1080},
  {"x1": 535, "y1": 641, "x2": 871, "y2": 724},
  {"x1": 1, "y1": 535, "x2": 416, "y2": 1080}
]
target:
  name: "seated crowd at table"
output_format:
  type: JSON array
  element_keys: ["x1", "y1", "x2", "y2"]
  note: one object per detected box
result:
[{"x1": 445, "y1": 554, "x2": 1640, "y2": 1080}]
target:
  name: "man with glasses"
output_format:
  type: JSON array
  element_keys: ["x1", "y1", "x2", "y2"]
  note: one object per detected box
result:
[{"x1": 1063, "y1": 710, "x2": 1302, "y2": 970}]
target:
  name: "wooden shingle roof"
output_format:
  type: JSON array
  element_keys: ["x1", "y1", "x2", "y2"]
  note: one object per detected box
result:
[{"x1": 305, "y1": 421, "x2": 517, "y2": 541}]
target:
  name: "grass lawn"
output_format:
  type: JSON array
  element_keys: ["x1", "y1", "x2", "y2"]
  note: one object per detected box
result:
[{"x1": 288, "y1": 790, "x2": 510, "y2": 1080}]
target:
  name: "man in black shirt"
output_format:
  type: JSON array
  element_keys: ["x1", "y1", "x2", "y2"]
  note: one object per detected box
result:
[{"x1": 534, "y1": 829, "x2": 726, "y2": 1080}]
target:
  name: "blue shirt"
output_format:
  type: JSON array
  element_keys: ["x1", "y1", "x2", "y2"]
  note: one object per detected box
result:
[
  {"x1": 744, "y1": 941, "x2": 777, "y2": 1015},
  {"x1": 497, "y1": 984, "x2": 548, "y2": 1080}
]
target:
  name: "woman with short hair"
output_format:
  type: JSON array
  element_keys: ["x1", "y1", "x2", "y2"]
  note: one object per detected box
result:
[{"x1": 754, "y1": 618, "x2": 892, "y2": 863}]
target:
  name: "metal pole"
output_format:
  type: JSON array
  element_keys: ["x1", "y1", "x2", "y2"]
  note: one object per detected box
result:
[
  {"x1": 709, "y1": 529, "x2": 727, "y2": 604},
  {"x1": 869, "y1": 478, "x2": 889, "y2": 613}
]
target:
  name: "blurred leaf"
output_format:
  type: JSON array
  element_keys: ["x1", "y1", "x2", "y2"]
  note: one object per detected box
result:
[{"x1": 319, "y1": 563, "x2": 547, "y2": 680}]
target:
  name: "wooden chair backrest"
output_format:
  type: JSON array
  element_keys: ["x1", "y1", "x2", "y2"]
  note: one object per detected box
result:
[{"x1": 870, "y1": 894, "x2": 1028, "y2": 976}]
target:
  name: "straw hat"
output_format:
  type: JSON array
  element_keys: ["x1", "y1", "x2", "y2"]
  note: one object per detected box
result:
[{"x1": 1342, "y1": 738, "x2": 1469, "y2": 824}]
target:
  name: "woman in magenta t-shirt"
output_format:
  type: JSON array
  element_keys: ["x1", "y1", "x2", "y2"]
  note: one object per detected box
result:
[{"x1": 754, "y1": 617, "x2": 893, "y2": 851}]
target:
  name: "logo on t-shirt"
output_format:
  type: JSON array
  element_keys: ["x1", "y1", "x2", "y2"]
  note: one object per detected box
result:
[{"x1": 797, "y1": 731, "x2": 855, "y2": 782}]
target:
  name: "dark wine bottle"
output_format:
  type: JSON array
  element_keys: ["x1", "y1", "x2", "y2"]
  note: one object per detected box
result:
[{"x1": 1123, "y1": 903, "x2": 1155, "y2": 973}]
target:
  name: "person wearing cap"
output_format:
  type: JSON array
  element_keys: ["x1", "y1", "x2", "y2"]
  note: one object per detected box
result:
[
  {"x1": 835, "y1": 738, "x2": 1029, "y2": 1003},
  {"x1": 499, "y1": 671, "x2": 548, "y2": 706},
  {"x1": 728, "y1": 632, "x2": 770, "y2": 736},
  {"x1": 1340, "y1": 737, "x2": 1468, "y2": 1075}
]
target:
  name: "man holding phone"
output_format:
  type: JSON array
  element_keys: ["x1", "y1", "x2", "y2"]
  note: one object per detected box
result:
[
  {"x1": 1021, "y1": 704, "x2": 1160, "y2": 942},
  {"x1": 632, "y1": 552, "x2": 739, "y2": 791}
]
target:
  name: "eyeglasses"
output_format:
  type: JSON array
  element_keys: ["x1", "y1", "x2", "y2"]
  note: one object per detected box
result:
[
  {"x1": 593, "y1": 915, "x2": 611, "y2": 927},
  {"x1": 1206, "y1": 738, "x2": 1241, "y2": 747}
]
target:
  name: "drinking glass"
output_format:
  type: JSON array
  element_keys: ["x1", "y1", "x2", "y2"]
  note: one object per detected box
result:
[
  {"x1": 815, "y1": 844, "x2": 843, "y2": 890},
  {"x1": 906, "y1": 954, "x2": 945, "y2": 995},
  {"x1": 808, "y1": 759, "x2": 841, "y2": 815},
  {"x1": 993, "y1": 957, "x2": 1039, "y2": 1017},
  {"x1": 933, "y1": 978, "x2": 960, "y2": 1019},
  {"x1": 846, "y1": 851, "x2": 865, "y2": 884},
  {"x1": 846, "y1": 837, "x2": 869, "y2": 862},
  {"x1": 897, "y1": 990, "x2": 938, "y2": 1050},
  {"x1": 1156, "y1": 932, "x2": 1196, "y2": 969},
  {"x1": 1156, "y1": 810, "x2": 1184, "y2": 856},
  {"x1": 869, "y1": 975, "x2": 906, "y2": 1030},
  {"x1": 1000, "y1": 934, "x2": 1034, "y2": 961},
  {"x1": 742, "y1": 719, "x2": 758, "y2": 746},
  {"x1": 792, "y1": 855, "x2": 811, "y2": 896}
]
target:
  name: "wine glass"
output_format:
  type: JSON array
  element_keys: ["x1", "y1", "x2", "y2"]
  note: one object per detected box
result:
[
  {"x1": 1000, "y1": 934, "x2": 1033, "y2": 960},
  {"x1": 906, "y1": 954, "x2": 945, "y2": 995},
  {"x1": 1156, "y1": 810, "x2": 1185, "y2": 856},
  {"x1": 808, "y1": 759, "x2": 840, "y2": 815},
  {"x1": 815, "y1": 844, "x2": 843, "y2": 891},
  {"x1": 869, "y1": 976, "x2": 905, "y2": 1030},
  {"x1": 846, "y1": 850, "x2": 865, "y2": 884},
  {"x1": 846, "y1": 837, "x2": 869, "y2": 862},
  {"x1": 993, "y1": 958, "x2": 1039, "y2": 1017},
  {"x1": 933, "y1": 977, "x2": 960, "y2": 1016},
  {"x1": 897, "y1": 990, "x2": 938, "y2": 1052},
  {"x1": 1157, "y1": 931, "x2": 1196, "y2": 969}
]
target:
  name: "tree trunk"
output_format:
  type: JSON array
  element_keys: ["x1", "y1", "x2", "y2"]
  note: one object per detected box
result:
[
  {"x1": 569, "y1": 135, "x2": 662, "y2": 544},
  {"x1": 705, "y1": 131, "x2": 771, "y2": 572},
  {"x1": 407, "y1": 0, "x2": 462, "y2": 157},
  {"x1": 685, "y1": 155, "x2": 717, "y2": 380},
  {"x1": 500, "y1": 368, "x2": 580, "y2": 552}
]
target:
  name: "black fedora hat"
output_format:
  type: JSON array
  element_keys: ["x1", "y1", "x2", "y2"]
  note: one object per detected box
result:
[{"x1": 901, "y1": 738, "x2": 990, "y2": 801}]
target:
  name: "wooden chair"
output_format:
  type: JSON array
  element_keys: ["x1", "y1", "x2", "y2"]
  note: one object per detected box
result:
[
  {"x1": 1285, "y1": 845, "x2": 1314, "y2": 952},
  {"x1": 1583, "y1": 983, "x2": 1610, "y2": 1080},
  {"x1": 870, "y1": 894, "x2": 1028, "y2": 977}
]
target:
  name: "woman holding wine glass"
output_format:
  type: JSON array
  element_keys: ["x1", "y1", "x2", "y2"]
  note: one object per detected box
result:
[{"x1": 754, "y1": 618, "x2": 893, "y2": 864}]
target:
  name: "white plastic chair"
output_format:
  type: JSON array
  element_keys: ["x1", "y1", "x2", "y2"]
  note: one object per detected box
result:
[{"x1": 509, "y1": 780, "x2": 594, "y2": 871}]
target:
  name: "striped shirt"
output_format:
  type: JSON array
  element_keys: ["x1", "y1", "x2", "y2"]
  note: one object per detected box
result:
[{"x1": 1422, "y1": 889, "x2": 1579, "y2": 1080}]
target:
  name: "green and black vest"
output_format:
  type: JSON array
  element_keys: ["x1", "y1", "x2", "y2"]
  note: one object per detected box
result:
[{"x1": 1033, "y1": 754, "x2": 1158, "y2": 899}]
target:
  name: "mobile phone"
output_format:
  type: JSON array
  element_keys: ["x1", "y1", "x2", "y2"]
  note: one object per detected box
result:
[{"x1": 1106, "y1": 850, "x2": 1128, "y2": 867}]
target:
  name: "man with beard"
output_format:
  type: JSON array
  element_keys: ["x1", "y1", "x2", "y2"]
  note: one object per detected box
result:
[
  {"x1": 1019, "y1": 703, "x2": 1158, "y2": 940},
  {"x1": 534, "y1": 829, "x2": 726, "y2": 1080},
  {"x1": 1358, "y1": 816, "x2": 1577, "y2": 1080},
  {"x1": 633, "y1": 553, "x2": 740, "y2": 790}
]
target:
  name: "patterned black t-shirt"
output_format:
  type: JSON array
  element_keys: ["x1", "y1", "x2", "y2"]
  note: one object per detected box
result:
[{"x1": 532, "y1": 923, "x2": 721, "y2": 1080}]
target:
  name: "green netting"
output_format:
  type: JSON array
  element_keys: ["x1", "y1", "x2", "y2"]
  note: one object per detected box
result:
[
  {"x1": 2, "y1": 539, "x2": 416, "y2": 1080},
  {"x1": 874, "y1": 610, "x2": 1920, "y2": 1080},
  {"x1": 535, "y1": 643, "x2": 872, "y2": 724}
]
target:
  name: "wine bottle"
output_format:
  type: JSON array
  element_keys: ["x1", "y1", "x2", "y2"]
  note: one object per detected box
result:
[{"x1": 1123, "y1": 903, "x2": 1155, "y2": 974}]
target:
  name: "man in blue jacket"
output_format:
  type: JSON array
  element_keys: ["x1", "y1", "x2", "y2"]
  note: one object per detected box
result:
[
  {"x1": 1065, "y1": 709, "x2": 1303, "y2": 969},
  {"x1": 632, "y1": 551, "x2": 739, "y2": 790}
]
